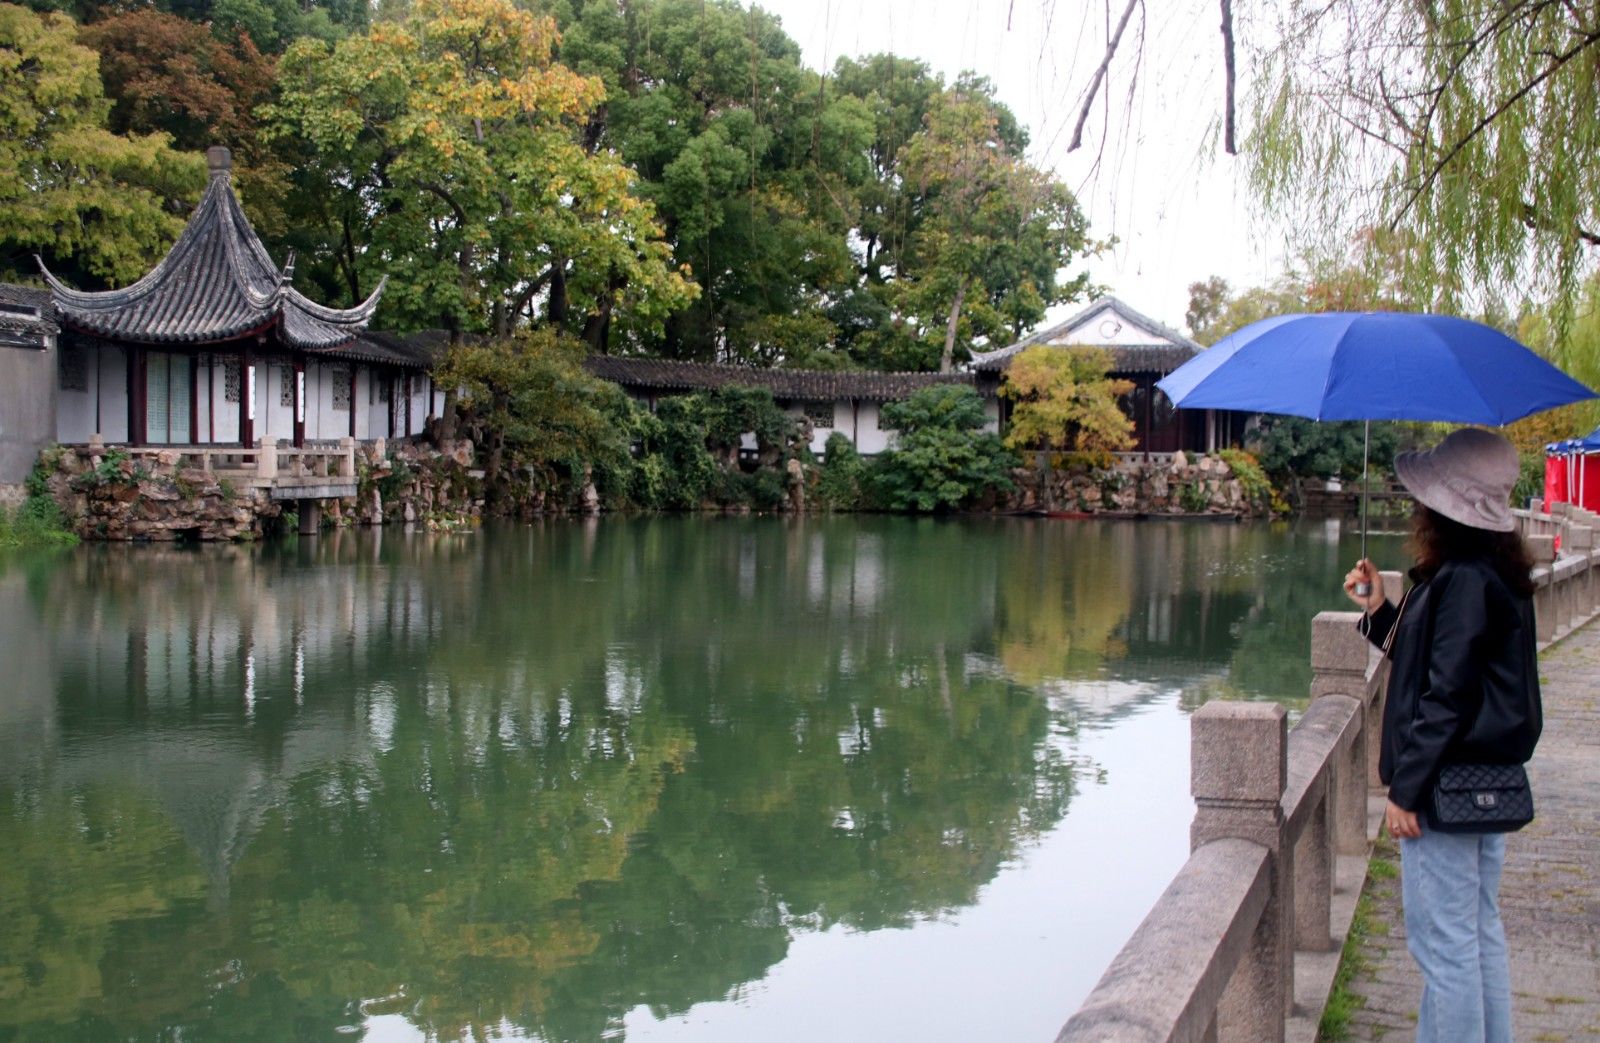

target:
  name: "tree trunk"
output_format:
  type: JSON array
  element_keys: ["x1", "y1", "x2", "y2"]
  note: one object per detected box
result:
[
  {"x1": 939, "y1": 276, "x2": 970, "y2": 374},
  {"x1": 582, "y1": 273, "x2": 626, "y2": 352},
  {"x1": 549, "y1": 264, "x2": 568, "y2": 326}
]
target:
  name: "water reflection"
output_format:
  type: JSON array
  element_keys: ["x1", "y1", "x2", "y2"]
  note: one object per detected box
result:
[{"x1": 0, "y1": 518, "x2": 1392, "y2": 1041}]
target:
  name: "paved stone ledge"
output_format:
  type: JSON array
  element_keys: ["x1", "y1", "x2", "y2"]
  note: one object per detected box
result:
[{"x1": 1338, "y1": 623, "x2": 1600, "y2": 1042}]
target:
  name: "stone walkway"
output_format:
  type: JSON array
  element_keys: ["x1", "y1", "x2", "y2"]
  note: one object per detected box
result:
[{"x1": 1339, "y1": 623, "x2": 1600, "y2": 1042}]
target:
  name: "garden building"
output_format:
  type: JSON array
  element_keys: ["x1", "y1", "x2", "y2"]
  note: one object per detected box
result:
[
  {"x1": 583, "y1": 356, "x2": 989, "y2": 455},
  {"x1": 39, "y1": 148, "x2": 442, "y2": 457},
  {"x1": 972, "y1": 295, "x2": 1246, "y2": 457}
]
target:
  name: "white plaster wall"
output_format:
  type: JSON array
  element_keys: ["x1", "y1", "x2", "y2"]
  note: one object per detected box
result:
[
  {"x1": 98, "y1": 346, "x2": 129, "y2": 442},
  {"x1": 982, "y1": 397, "x2": 1000, "y2": 434},
  {"x1": 210, "y1": 359, "x2": 240, "y2": 444},
  {"x1": 309, "y1": 362, "x2": 343, "y2": 441},
  {"x1": 855, "y1": 401, "x2": 892, "y2": 455},
  {"x1": 1058, "y1": 303, "x2": 1175, "y2": 346},
  {"x1": 264, "y1": 362, "x2": 295, "y2": 441},
  {"x1": 409, "y1": 375, "x2": 428, "y2": 435},
  {"x1": 56, "y1": 383, "x2": 95, "y2": 443}
]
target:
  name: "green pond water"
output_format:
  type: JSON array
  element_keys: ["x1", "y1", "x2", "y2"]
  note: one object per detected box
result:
[{"x1": 0, "y1": 516, "x2": 1401, "y2": 1042}]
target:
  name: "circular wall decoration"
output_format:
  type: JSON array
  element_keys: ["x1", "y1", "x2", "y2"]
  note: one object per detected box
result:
[{"x1": 1098, "y1": 318, "x2": 1123, "y2": 338}]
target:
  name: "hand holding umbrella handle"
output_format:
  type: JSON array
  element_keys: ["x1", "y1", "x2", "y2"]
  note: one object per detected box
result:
[{"x1": 1344, "y1": 559, "x2": 1384, "y2": 612}]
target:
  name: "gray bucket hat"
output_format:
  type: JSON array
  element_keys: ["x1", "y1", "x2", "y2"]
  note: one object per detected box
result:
[{"x1": 1393, "y1": 428, "x2": 1519, "y2": 532}]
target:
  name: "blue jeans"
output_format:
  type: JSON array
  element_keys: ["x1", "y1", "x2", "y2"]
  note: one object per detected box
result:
[{"x1": 1400, "y1": 829, "x2": 1512, "y2": 1043}]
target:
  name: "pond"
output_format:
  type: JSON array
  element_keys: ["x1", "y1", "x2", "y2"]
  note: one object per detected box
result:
[{"x1": 0, "y1": 516, "x2": 1401, "y2": 1042}]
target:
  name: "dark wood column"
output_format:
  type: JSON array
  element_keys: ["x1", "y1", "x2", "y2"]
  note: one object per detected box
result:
[
  {"x1": 130, "y1": 346, "x2": 147, "y2": 446},
  {"x1": 240, "y1": 349, "x2": 254, "y2": 448},
  {"x1": 293, "y1": 355, "x2": 306, "y2": 448}
]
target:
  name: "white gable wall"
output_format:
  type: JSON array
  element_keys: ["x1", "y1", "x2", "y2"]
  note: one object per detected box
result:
[{"x1": 1054, "y1": 302, "x2": 1179, "y2": 347}]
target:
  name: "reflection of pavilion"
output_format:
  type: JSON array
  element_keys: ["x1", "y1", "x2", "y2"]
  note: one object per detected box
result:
[{"x1": 10, "y1": 541, "x2": 437, "y2": 902}]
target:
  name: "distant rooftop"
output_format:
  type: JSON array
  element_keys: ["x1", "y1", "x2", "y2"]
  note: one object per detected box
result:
[{"x1": 584, "y1": 355, "x2": 974, "y2": 402}]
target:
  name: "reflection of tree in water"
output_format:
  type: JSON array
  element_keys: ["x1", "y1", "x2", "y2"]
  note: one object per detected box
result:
[{"x1": 0, "y1": 520, "x2": 1076, "y2": 1042}]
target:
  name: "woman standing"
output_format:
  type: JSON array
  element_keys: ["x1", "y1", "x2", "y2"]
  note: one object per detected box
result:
[{"x1": 1343, "y1": 427, "x2": 1542, "y2": 1043}]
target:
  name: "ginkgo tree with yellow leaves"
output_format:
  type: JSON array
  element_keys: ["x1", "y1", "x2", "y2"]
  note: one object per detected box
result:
[
  {"x1": 269, "y1": 0, "x2": 696, "y2": 344},
  {"x1": 999, "y1": 346, "x2": 1135, "y2": 465}
]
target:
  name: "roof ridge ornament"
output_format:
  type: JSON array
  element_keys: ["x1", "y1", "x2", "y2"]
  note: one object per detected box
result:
[{"x1": 206, "y1": 146, "x2": 232, "y2": 181}]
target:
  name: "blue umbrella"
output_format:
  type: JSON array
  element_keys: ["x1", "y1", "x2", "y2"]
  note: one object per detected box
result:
[
  {"x1": 1155, "y1": 311, "x2": 1597, "y2": 587},
  {"x1": 1156, "y1": 312, "x2": 1594, "y2": 423}
]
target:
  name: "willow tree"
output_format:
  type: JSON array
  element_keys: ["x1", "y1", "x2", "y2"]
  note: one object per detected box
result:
[{"x1": 1242, "y1": 0, "x2": 1600, "y2": 319}]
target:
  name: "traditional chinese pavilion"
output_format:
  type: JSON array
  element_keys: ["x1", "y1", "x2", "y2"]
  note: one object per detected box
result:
[{"x1": 43, "y1": 147, "x2": 442, "y2": 451}]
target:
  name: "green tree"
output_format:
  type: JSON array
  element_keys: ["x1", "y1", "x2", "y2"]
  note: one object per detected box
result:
[
  {"x1": 269, "y1": 0, "x2": 696, "y2": 343},
  {"x1": 552, "y1": 0, "x2": 870, "y2": 366},
  {"x1": 1250, "y1": 417, "x2": 1398, "y2": 484},
  {"x1": 868, "y1": 83, "x2": 1092, "y2": 372},
  {"x1": 999, "y1": 346, "x2": 1135, "y2": 461},
  {"x1": 0, "y1": 3, "x2": 203, "y2": 287},
  {"x1": 1244, "y1": 0, "x2": 1600, "y2": 322},
  {"x1": 873, "y1": 385, "x2": 1018, "y2": 511},
  {"x1": 78, "y1": 10, "x2": 291, "y2": 239},
  {"x1": 437, "y1": 330, "x2": 636, "y2": 508}
]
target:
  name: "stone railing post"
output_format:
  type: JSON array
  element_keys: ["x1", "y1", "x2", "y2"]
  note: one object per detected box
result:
[
  {"x1": 257, "y1": 437, "x2": 278, "y2": 480},
  {"x1": 1192, "y1": 702, "x2": 1290, "y2": 1040},
  {"x1": 1564, "y1": 526, "x2": 1594, "y2": 618},
  {"x1": 338, "y1": 436, "x2": 357, "y2": 478},
  {"x1": 1293, "y1": 781, "x2": 1335, "y2": 953},
  {"x1": 1311, "y1": 613, "x2": 1370, "y2": 855},
  {"x1": 1527, "y1": 535, "x2": 1556, "y2": 642}
]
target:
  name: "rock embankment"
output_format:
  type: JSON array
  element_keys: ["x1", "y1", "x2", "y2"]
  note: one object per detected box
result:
[{"x1": 1006, "y1": 451, "x2": 1273, "y2": 517}]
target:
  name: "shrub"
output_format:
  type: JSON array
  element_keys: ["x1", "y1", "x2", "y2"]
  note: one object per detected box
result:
[
  {"x1": 1249, "y1": 417, "x2": 1398, "y2": 482},
  {"x1": 817, "y1": 432, "x2": 868, "y2": 510},
  {"x1": 1511, "y1": 449, "x2": 1545, "y2": 508},
  {"x1": 1000, "y1": 345, "x2": 1135, "y2": 463},
  {"x1": 1216, "y1": 448, "x2": 1279, "y2": 512},
  {"x1": 873, "y1": 386, "x2": 1019, "y2": 512}
]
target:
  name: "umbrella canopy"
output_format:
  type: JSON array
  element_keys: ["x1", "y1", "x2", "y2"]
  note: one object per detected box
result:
[{"x1": 1155, "y1": 312, "x2": 1595, "y2": 424}]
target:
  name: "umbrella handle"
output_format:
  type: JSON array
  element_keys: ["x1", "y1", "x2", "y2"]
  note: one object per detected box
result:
[{"x1": 1355, "y1": 420, "x2": 1372, "y2": 596}]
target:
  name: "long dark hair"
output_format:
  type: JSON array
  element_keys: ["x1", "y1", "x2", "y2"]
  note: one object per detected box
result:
[{"x1": 1409, "y1": 506, "x2": 1536, "y2": 597}]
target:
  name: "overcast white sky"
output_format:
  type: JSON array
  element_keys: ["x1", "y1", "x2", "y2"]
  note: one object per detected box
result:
[{"x1": 759, "y1": 0, "x2": 1293, "y2": 336}]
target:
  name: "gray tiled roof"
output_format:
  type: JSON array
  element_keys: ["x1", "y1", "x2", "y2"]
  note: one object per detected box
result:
[
  {"x1": 322, "y1": 329, "x2": 450, "y2": 369},
  {"x1": 39, "y1": 156, "x2": 384, "y2": 351},
  {"x1": 583, "y1": 356, "x2": 975, "y2": 402},
  {"x1": 0, "y1": 283, "x2": 56, "y2": 348},
  {"x1": 970, "y1": 295, "x2": 1202, "y2": 374}
]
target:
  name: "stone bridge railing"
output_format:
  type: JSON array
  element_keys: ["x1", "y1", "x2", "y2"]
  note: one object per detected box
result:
[
  {"x1": 95, "y1": 435, "x2": 358, "y2": 484},
  {"x1": 1058, "y1": 516, "x2": 1600, "y2": 1042}
]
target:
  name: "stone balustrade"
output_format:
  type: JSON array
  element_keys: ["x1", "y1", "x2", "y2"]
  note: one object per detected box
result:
[{"x1": 1057, "y1": 523, "x2": 1600, "y2": 1042}]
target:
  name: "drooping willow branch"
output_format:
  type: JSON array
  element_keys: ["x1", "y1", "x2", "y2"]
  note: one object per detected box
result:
[
  {"x1": 1067, "y1": 0, "x2": 1141, "y2": 152},
  {"x1": 1219, "y1": 0, "x2": 1237, "y2": 154}
]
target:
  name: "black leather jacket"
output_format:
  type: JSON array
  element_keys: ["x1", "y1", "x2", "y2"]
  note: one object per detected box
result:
[{"x1": 1358, "y1": 556, "x2": 1542, "y2": 814}]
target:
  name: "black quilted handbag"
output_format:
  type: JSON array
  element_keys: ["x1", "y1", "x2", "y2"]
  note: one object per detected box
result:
[{"x1": 1430, "y1": 763, "x2": 1535, "y2": 833}]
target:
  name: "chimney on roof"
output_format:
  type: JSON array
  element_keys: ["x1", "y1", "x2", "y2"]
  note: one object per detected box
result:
[{"x1": 207, "y1": 146, "x2": 232, "y2": 178}]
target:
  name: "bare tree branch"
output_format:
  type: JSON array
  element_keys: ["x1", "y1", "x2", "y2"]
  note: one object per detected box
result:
[
  {"x1": 1067, "y1": 0, "x2": 1140, "y2": 152},
  {"x1": 1220, "y1": 0, "x2": 1237, "y2": 154}
]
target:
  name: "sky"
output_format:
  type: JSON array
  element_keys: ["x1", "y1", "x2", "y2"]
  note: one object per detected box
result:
[{"x1": 758, "y1": 0, "x2": 1293, "y2": 337}]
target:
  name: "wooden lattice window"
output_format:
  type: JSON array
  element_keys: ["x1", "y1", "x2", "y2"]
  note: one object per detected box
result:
[
  {"x1": 332, "y1": 366, "x2": 352, "y2": 411},
  {"x1": 223, "y1": 359, "x2": 242, "y2": 403},
  {"x1": 803, "y1": 403, "x2": 834, "y2": 429},
  {"x1": 279, "y1": 367, "x2": 295, "y2": 407}
]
